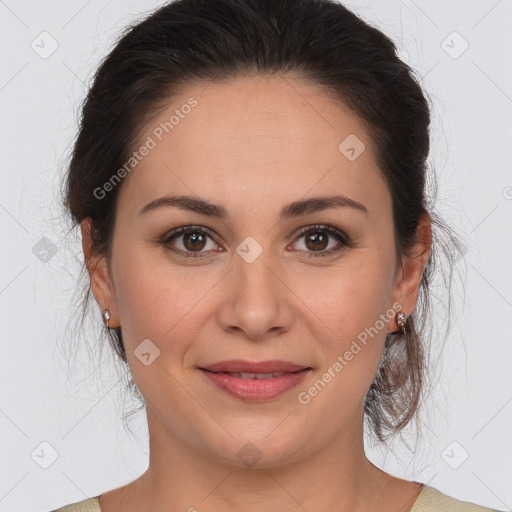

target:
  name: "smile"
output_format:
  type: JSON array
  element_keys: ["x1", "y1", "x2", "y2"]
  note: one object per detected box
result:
[{"x1": 199, "y1": 368, "x2": 311, "y2": 401}]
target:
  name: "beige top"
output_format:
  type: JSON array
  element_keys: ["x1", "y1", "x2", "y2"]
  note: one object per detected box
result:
[{"x1": 50, "y1": 484, "x2": 501, "y2": 511}]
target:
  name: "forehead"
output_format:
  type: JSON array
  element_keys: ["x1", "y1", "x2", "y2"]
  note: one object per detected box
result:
[{"x1": 119, "y1": 74, "x2": 390, "y2": 221}]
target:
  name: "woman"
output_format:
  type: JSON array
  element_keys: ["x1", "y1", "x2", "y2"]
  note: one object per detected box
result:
[{"x1": 52, "y1": 0, "x2": 501, "y2": 510}]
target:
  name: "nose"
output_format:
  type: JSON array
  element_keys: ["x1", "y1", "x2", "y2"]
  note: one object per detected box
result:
[{"x1": 216, "y1": 249, "x2": 294, "y2": 341}]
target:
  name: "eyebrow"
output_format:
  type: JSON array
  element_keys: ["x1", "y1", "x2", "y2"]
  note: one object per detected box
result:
[{"x1": 138, "y1": 194, "x2": 368, "y2": 220}]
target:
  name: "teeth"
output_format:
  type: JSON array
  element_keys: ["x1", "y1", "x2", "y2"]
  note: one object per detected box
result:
[{"x1": 230, "y1": 372, "x2": 286, "y2": 379}]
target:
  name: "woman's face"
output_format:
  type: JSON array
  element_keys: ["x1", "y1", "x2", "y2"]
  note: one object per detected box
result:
[{"x1": 86, "y1": 74, "x2": 427, "y2": 467}]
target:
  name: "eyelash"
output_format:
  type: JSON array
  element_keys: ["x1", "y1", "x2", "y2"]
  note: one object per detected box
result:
[{"x1": 159, "y1": 224, "x2": 350, "y2": 259}]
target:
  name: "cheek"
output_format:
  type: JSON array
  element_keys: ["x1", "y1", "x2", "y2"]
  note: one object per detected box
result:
[
  {"x1": 294, "y1": 258, "x2": 392, "y2": 340},
  {"x1": 112, "y1": 243, "x2": 221, "y2": 350},
  {"x1": 111, "y1": 249, "x2": 213, "y2": 407},
  {"x1": 282, "y1": 265, "x2": 392, "y2": 440},
  {"x1": 291, "y1": 260, "x2": 392, "y2": 392}
]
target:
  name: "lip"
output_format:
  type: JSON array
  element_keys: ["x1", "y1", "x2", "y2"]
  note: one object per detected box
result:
[
  {"x1": 198, "y1": 360, "x2": 312, "y2": 401},
  {"x1": 200, "y1": 359, "x2": 310, "y2": 373},
  {"x1": 199, "y1": 368, "x2": 311, "y2": 401}
]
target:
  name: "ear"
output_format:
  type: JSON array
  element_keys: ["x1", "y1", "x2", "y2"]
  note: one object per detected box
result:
[
  {"x1": 81, "y1": 218, "x2": 120, "y2": 328},
  {"x1": 387, "y1": 212, "x2": 432, "y2": 332}
]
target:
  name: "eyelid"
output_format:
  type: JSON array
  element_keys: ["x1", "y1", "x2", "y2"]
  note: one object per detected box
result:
[
  {"x1": 289, "y1": 223, "x2": 349, "y2": 257},
  {"x1": 160, "y1": 223, "x2": 349, "y2": 258},
  {"x1": 160, "y1": 225, "x2": 223, "y2": 258},
  {"x1": 293, "y1": 223, "x2": 348, "y2": 242},
  {"x1": 160, "y1": 224, "x2": 219, "y2": 244}
]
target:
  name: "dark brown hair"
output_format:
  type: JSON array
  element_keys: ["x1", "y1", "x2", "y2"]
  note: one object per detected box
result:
[{"x1": 63, "y1": 0, "x2": 460, "y2": 443}]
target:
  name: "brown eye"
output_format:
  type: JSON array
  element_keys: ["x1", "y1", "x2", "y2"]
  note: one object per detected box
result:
[
  {"x1": 304, "y1": 231, "x2": 329, "y2": 251},
  {"x1": 181, "y1": 230, "x2": 207, "y2": 251},
  {"x1": 292, "y1": 224, "x2": 349, "y2": 257},
  {"x1": 161, "y1": 226, "x2": 221, "y2": 257}
]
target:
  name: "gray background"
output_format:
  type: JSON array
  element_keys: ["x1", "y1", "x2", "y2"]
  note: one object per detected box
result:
[{"x1": 0, "y1": 1, "x2": 511, "y2": 511}]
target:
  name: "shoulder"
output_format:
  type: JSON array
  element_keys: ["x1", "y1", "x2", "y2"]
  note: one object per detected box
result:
[
  {"x1": 49, "y1": 496, "x2": 101, "y2": 512},
  {"x1": 411, "y1": 484, "x2": 502, "y2": 511}
]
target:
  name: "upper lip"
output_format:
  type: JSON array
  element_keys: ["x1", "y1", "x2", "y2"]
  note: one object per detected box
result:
[{"x1": 200, "y1": 360, "x2": 311, "y2": 373}]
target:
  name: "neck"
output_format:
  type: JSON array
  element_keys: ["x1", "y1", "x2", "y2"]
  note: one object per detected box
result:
[{"x1": 105, "y1": 406, "x2": 394, "y2": 512}]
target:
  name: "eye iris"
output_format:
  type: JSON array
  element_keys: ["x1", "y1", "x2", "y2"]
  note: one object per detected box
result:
[
  {"x1": 183, "y1": 231, "x2": 206, "y2": 251},
  {"x1": 306, "y1": 231, "x2": 328, "y2": 251}
]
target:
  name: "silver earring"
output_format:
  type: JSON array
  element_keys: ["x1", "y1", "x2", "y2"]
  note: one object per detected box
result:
[
  {"x1": 396, "y1": 311, "x2": 407, "y2": 334},
  {"x1": 102, "y1": 309, "x2": 111, "y2": 328}
]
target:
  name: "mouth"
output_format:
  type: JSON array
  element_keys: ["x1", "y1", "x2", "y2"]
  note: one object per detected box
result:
[
  {"x1": 201, "y1": 370, "x2": 304, "y2": 380},
  {"x1": 198, "y1": 363, "x2": 312, "y2": 401},
  {"x1": 199, "y1": 359, "x2": 311, "y2": 374}
]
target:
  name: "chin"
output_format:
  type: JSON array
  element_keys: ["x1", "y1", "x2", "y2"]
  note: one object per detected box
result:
[{"x1": 197, "y1": 422, "x2": 313, "y2": 469}]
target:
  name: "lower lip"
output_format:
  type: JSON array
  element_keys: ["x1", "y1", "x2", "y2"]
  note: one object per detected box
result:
[{"x1": 200, "y1": 369, "x2": 311, "y2": 401}]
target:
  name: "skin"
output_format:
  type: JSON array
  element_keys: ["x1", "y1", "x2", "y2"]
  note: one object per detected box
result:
[{"x1": 82, "y1": 73, "x2": 431, "y2": 512}]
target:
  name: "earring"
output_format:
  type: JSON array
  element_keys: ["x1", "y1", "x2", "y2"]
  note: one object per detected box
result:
[
  {"x1": 396, "y1": 311, "x2": 407, "y2": 334},
  {"x1": 101, "y1": 309, "x2": 111, "y2": 329}
]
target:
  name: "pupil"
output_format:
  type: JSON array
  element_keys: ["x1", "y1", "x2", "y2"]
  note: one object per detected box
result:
[
  {"x1": 307, "y1": 232, "x2": 327, "y2": 251},
  {"x1": 185, "y1": 232, "x2": 205, "y2": 251}
]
